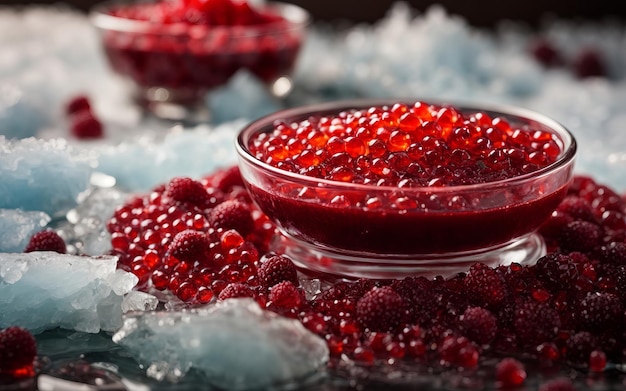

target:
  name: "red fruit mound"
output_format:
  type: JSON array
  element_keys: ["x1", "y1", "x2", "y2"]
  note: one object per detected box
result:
[
  {"x1": 0, "y1": 327, "x2": 37, "y2": 373},
  {"x1": 24, "y1": 229, "x2": 66, "y2": 254},
  {"x1": 107, "y1": 167, "x2": 626, "y2": 388},
  {"x1": 247, "y1": 101, "x2": 564, "y2": 187}
]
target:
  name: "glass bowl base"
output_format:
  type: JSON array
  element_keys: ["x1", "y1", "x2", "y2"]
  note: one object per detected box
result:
[
  {"x1": 271, "y1": 233, "x2": 546, "y2": 280},
  {"x1": 135, "y1": 86, "x2": 211, "y2": 124}
]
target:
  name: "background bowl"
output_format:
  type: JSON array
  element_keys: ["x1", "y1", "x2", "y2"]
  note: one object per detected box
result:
[
  {"x1": 90, "y1": 0, "x2": 309, "y2": 120},
  {"x1": 236, "y1": 99, "x2": 577, "y2": 278}
]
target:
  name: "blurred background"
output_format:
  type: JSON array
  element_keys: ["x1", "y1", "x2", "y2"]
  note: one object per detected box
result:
[{"x1": 1, "y1": 0, "x2": 625, "y2": 27}]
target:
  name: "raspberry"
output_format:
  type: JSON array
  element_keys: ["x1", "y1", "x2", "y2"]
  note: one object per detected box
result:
[
  {"x1": 269, "y1": 281, "x2": 303, "y2": 310},
  {"x1": 438, "y1": 334, "x2": 479, "y2": 368},
  {"x1": 534, "y1": 253, "x2": 579, "y2": 292},
  {"x1": 538, "y1": 377, "x2": 577, "y2": 391},
  {"x1": 463, "y1": 262, "x2": 507, "y2": 310},
  {"x1": 0, "y1": 326, "x2": 37, "y2": 372},
  {"x1": 513, "y1": 301, "x2": 560, "y2": 347},
  {"x1": 458, "y1": 306, "x2": 497, "y2": 345},
  {"x1": 529, "y1": 38, "x2": 562, "y2": 68},
  {"x1": 390, "y1": 276, "x2": 436, "y2": 324},
  {"x1": 165, "y1": 177, "x2": 211, "y2": 207},
  {"x1": 577, "y1": 292, "x2": 623, "y2": 331},
  {"x1": 167, "y1": 229, "x2": 211, "y2": 263},
  {"x1": 558, "y1": 220, "x2": 603, "y2": 253},
  {"x1": 65, "y1": 95, "x2": 91, "y2": 116},
  {"x1": 565, "y1": 331, "x2": 599, "y2": 364},
  {"x1": 206, "y1": 165, "x2": 245, "y2": 192},
  {"x1": 207, "y1": 199, "x2": 254, "y2": 237},
  {"x1": 24, "y1": 229, "x2": 66, "y2": 254},
  {"x1": 355, "y1": 286, "x2": 405, "y2": 332},
  {"x1": 495, "y1": 358, "x2": 527, "y2": 388},
  {"x1": 70, "y1": 110, "x2": 104, "y2": 139},
  {"x1": 218, "y1": 283, "x2": 254, "y2": 300},
  {"x1": 572, "y1": 48, "x2": 606, "y2": 79},
  {"x1": 257, "y1": 254, "x2": 299, "y2": 288},
  {"x1": 556, "y1": 195, "x2": 597, "y2": 223},
  {"x1": 595, "y1": 241, "x2": 626, "y2": 266}
]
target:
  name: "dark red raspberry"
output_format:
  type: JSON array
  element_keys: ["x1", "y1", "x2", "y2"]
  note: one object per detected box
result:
[
  {"x1": 355, "y1": 286, "x2": 405, "y2": 332},
  {"x1": 391, "y1": 276, "x2": 436, "y2": 324},
  {"x1": 595, "y1": 241, "x2": 626, "y2": 266},
  {"x1": 577, "y1": 292, "x2": 623, "y2": 331},
  {"x1": 165, "y1": 177, "x2": 210, "y2": 207},
  {"x1": 207, "y1": 199, "x2": 254, "y2": 237},
  {"x1": 70, "y1": 111, "x2": 104, "y2": 139},
  {"x1": 534, "y1": 253, "x2": 579, "y2": 292},
  {"x1": 0, "y1": 326, "x2": 37, "y2": 371},
  {"x1": 558, "y1": 220, "x2": 603, "y2": 253},
  {"x1": 464, "y1": 262, "x2": 507, "y2": 310},
  {"x1": 65, "y1": 95, "x2": 91, "y2": 116},
  {"x1": 572, "y1": 48, "x2": 607, "y2": 78},
  {"x1": 556, "y1": 195, "x2": 597, "y2": 223},
  {"x1": 495, "y1": 357, "x2": 527, "y2": 388},
  {"x1": 529, "y1": 38, "x2": 563, "y2": 68},
  {"x1": 167, "y1": 230, "x2": 210, "y2": 263},
  {"x1": 257, "y1": 254, "x2": 299, "y2": 288},
  {"x1": 24, "y1": 229, "x2": 66, "y2": 254},
  {"x1": 269, "y1": 281, "x2": 304, "y2": 310},
  {"x1": 565, "y1": 331, "x2": 599, "y2": 364},
  {"x1": 458, "y1": 306, "x2": 498, "y2": 345},
  {"x1": 538, "y1": 377, "x2": 577, "y2": 391},
  {"x1": 438, "y1": 334, "x2": 479, "y2": 369},
  {"x1": 218, "y1": 283, "x2": 254, "y2": 300},
  {"x1": 206, "y1": 165, "x2": 245, "y2": 192},
  {"x1": 513, "y1": 301, "x2": 561, "y2": 347}
]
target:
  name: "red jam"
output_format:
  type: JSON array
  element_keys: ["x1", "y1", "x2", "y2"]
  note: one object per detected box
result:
[
  {"x1": 97, "y1": 0, "x2": 305, "y2": 98},
  {"x1": 242, "y1": 101, "x2": 573, "y2": 254}
]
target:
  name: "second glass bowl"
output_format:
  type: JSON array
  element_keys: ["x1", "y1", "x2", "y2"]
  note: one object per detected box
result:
[
  {"x1": 90, "y1": 0, "x2": 310, "y2": 121},
  {"x1": 236, "y1": 99, "x2": 577, "y2": 279}
]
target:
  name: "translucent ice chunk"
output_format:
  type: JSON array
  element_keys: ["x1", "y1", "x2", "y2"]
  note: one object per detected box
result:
[
  {"x1": 0, "y1": 252, "x2": 137, "y2": 334},
  {"x1": 113, "y1": 298, "x2": 329, "y2": 390},
  {"x1": 0, "y1": 136, "x2": 93, "y2": 216},
  {"x1": 0, "y1": 208, "x2": 50, "y2": 253}
]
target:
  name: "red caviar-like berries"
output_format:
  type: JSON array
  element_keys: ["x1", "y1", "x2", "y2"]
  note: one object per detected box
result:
[
  {"x1": 24, "y1": 229, "x2": 66, "y2": 254},
  {"x1": 0, "y1": 326, "x2": 37, "y2": 373},
  {"x1": 496, "y1": 358, "x2": 527, "y2": 388},
  {"x1": 355, "y1": 286, "x2": 405, "y2": 332}
]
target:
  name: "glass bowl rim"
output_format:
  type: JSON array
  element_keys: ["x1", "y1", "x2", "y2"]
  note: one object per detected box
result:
[
  {"x1": 89, "y1": 0, "x2": 311, "y2": 36},
  {"x1": 236, "y1": 98, "x2": 578, "y2": 194}
]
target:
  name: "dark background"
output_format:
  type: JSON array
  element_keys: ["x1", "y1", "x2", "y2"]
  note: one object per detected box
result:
[{"x1": 1, "y1": 0, "x2": 626, "y2": 28}]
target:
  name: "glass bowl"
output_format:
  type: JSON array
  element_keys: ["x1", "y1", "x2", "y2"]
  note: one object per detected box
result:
[
  {"x1": 236, "y1": 99, "x2": 577, "y2": 279},
  {"x1": 90, "y1": 0, "x2": 310, "y2": 121}
]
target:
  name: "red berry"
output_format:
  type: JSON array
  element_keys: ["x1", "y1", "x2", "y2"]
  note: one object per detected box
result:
[
  {"x1": 167, "y1": 229, "x2": 210, "y2": 263},
  {"x1": 65, "y1": 95, "x2": 91, "y2": 116},
  {"x1": 572, "y1": 48, "x2": 606, "y2": 78},
  {"x1": 513, "y1": 301, "x2": 561, "y2": 347},
  {"x1": 589, "y1": 349, "x2": 607, "y2": 372},
  {"x1": 70, "y1": 111, "x2": 104, "y2": 139},
  {"x1": 529, "y1": 38, "x2": 562, "y2": 68},
  {"x1": 578, "y1": 292, "x2": 623, "y2": 331},
  {"x1": 464, "y1": 262, "x2": 507, "y2": 310},
  {"x1": 257, "y1": 254, "x2": 299, "y2": 288},
  {"x1": 0, "y1": 326, "x2": 37, "y2": 372},
  {"x1": 207, "y1": 199, "x2": 254, "y2": 237},
  {"x1": 165, "y1": 177, "x2": 211, "y2": 207},
  {"x1": 496, "y1": 357, "x2": 527, "y2": 388},
  {"x1": 206, "y1": 166, "x2": 245, "y2": 192},
  {"x1": 558, "y1": 220, "x2": 603, "y2": 253},
  {"x1": 355, "y1": 286, "x2": 405, "y2": 332},
  {"x1": 458, "y1": 306, "x2": 497, "y2": 345},
  {"x1": 538, "y1": 378, "x2": 577, "y2": 391},
  {"x1": 24, "y1": 229, "x2": 66, "y2": 254},
  {"x1": 218, "y1": 282, "x2": 254, "y2": 300},
  {"x1": 556, "y1": 195, "x2": 597, "y2": 223},
  {"x1": 269, "y1": 281, "x2": 303, "y2": 310}
]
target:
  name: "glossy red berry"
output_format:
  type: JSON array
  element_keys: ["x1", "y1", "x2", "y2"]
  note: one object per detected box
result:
[
  {"x1": 257, "y1": 254, "x2": 299, "y2": 288},
  {"x1": 355, "y1": 286, "x2": 405, "y2": 332},
  {"x1": 70, "y1": 111, "x2": 104, "y2": 139},
  {"x1": 269, "y1": 281, "x2": 303, "y2": 310},
  {"x1": 459, "y1": 306, "x2": 497, "y2": 345},
  {"x1": 65, "y1": 95, "x2": 91, "y2": 116},
  {"x1": 24, "y1": 229, "x2": 66, "y2": 254},
  {"x1": 165, "y1": 177, "x2": 211, "y2": 207},
  {"x1": 0, "y1": 326, "x2": 37, "y2": 372},
  {"x1": 208, "y1": 199, "x2": 254, "y2": 237},
  {"x1": 218, "y1": 282, "x2": 254, "y2": 300},
  {"x1": 496, "y1": 358, "x2": 527, "y2": 388},
  {"x1": 167, "y1": 230, "x2": 210, "y2": 263}
]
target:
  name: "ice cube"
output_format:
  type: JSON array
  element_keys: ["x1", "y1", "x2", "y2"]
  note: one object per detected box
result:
[
  {"x1": 0, "y1": 208, "x2": 50, "y2": 253},
  {"x1": 0, "y1": 252, "x2": 137, "y2": 334},
  {"x1": 0, "y1": 136, "x2": 93, "y2": 217},
  {"x1": 113, "y1": 298, "x2": 329, "y2": 390}
]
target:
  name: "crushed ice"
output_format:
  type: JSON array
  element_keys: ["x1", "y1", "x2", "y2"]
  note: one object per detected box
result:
[{"x1": 113, "y1": 298, "x2": 329, "y2": 389}]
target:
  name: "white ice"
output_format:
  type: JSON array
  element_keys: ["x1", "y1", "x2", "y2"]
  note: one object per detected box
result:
[
  {"x1": 0, "y1": 252, "x2": 138, "y2": 334},
  {"x1": 0, "y1": 209, "x2": 50, "y2": 253},
  {"x1": 113, "y1": 298, "x2": 329, "y2": 390}
]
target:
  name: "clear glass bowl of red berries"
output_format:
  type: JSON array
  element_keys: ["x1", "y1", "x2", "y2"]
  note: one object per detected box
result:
[
  {"x1": 236, "y1": 99, "x2": 577, "y2": 279},
  {"x1": 90, "y1": 0, "x2": 310, "y2": 121}
]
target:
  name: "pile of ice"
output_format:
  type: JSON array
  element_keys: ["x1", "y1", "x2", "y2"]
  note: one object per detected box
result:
[
  {"x1": 113, "y1": 298, "x2": 329, "y2": 390},
  {"x1": 0, "y1": 252, "x2": 139, "y2": 334}
]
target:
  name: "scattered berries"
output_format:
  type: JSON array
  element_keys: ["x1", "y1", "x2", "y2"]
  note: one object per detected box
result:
[
  {"x1": 495, "y1": 358, "x2": 527, "y2": 388},
  {"x1": 65, "y1": 95, "x2": 104, "y2": 139},
  {"x1": 65, "y1": 94, "x2": 91, "y2": 116},
  {"x1": 257, "y1": 254, "x2": 299, "y2": 288},
  {"x1": 0, "y1": 327, "x2": 37, "y2": 372},
  {"x1": 355, "y1": 286, "x2": 405, "y2": 332},
  {"x1": 269, "y1": 281, "x2": 303, "y2": 310},
  {"x1": 207, "y1": 199, "x2": 254, "y2": 237},
  {"x1": 572, "y1": 48, "x2": 607, "y2": 78},
  {"x1": 459, "y1": 307, "x2": 497, "y2": 345},
  {"x1": 165, "y1": 177, "x2": 212, "y2": 207},
  {"x1": 167, "y1": 230, "x2": 210, "y2": 263},
  {"x1": 24, "y1": 229, "x2": 66, "y2": 254}
]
